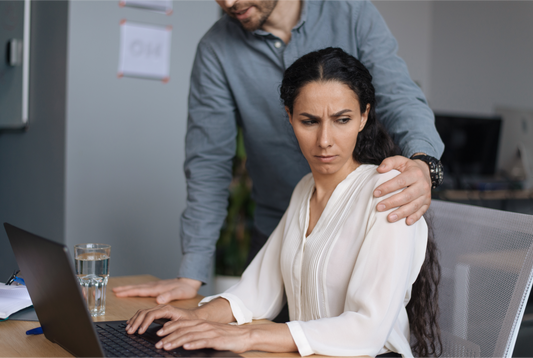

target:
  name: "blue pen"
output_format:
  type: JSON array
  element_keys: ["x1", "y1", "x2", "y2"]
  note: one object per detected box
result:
[
  {"x1": 13, "y1": 277, "x2": 25, "y2": 285},
  {"x1": 6, "y1": 270, "x2": 25, "y2": 286},
  {"x1": 26, "y1": 327, "x2": 43, "y2": 335}
]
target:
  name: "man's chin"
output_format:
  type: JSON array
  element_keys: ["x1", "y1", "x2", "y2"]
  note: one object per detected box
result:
[
  {"x1": 226, "y1": 10, "x2": 265, "y2": 31},
  {"x1": 237, "y1": 18, "x2": 261, "y2": 32}
]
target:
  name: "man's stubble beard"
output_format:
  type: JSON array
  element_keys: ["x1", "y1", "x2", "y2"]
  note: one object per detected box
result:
[{"x1": 233, "y1": 0, "x2": 279, "y2": 32}]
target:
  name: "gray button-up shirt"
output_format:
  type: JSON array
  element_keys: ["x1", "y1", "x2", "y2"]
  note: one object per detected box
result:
[{"x1": 179, "y1": 0, "x2": 444, "y2": 283}]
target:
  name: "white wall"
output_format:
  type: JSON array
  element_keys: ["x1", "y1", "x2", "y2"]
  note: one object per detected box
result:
[
  {"x1": 65, "y1": 1, "x2": 219, "y2": 294},
  {"x1": 374, "y1": 1, "x2": 533, "y2": 116},
  {"x1": 429, "y1": 1, "x2": 533, "y2": 115},
  {"x1": 373, "y1": 1, "x2": 434, "y2": 99}
]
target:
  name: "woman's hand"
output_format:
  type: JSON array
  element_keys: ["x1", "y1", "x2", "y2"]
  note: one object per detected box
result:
[
  {"x1": 126, "y1": 304, "x2": 200, "y2": 335},
  {"x1": 126, "y1": 298, "x2": 235, "y2": 335},
  {"x1": 154, "y1": 320, "x2": 253, "y2": 353},
  {"x1": 125, "y1": 300, "x2": 297, "y2": 353},
  {"x1": 154, "y1": 320, "x2": 297, "y2": 354}
]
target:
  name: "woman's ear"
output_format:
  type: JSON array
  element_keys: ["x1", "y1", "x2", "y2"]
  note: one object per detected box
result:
[
  {"x1": 359, "y1": 104, "x2": 370, "y2": 132},
  {"x1": 286, "y1": 106, "x2": 293, "y2": 125}
]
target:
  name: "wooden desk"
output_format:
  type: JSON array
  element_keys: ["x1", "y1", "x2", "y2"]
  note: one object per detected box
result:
[
  {"x1": 436, "y1": 189, "x2": 533, "y2": 201},
  {"x1": 0, "y1": 275, "x2": 358, "y2": 358}
]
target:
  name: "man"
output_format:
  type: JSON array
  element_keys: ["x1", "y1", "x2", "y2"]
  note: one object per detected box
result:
[{"x1": 114, "y1": 0, "x2": 444, "y2": 303}]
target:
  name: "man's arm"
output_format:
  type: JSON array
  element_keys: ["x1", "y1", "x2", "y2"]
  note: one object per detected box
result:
[
  {"x1": 114, "y1": 39, "x2": 237, "y2": 302},
  {"x1": 354, "y1": 1, "x2": 444, "y2": 224},
  {"x1": 178, "y1": 40, "x2": 237, "y2": 285}
]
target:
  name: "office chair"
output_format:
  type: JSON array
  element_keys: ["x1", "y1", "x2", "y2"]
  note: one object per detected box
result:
[{"x1": 428, "y1": 200, "x2": 533, "y2": 358}]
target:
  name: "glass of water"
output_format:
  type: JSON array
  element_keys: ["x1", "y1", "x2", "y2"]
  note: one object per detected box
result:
[{"x1": 74, "y1": 243, "x2": 111, "y2": 317}]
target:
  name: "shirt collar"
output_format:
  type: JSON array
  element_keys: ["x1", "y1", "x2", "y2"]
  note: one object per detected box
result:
[
  {"x1": 252, "y1": 0, "x2": 307, "y2": 37},
  {"x1": 293, "y1": 0, "x2": 308, "y2": 31}
]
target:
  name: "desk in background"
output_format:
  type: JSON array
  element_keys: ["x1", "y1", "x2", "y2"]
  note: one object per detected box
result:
[
  {"x1": 0, "y1": 275, "x2": 366, "y2": 358},
  {"x1": 434, "y1": 189, "x2": 533, "y2": 215}
]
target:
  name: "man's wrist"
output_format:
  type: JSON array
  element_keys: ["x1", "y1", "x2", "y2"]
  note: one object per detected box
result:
[
  {"x1": 411, "y1": 152, "x2": 431, "y2": 172},
  {"x1": 410, "y1": 153, "x2": 444, "y2": 189},
  {"x1": 177, "y1": 277, "x2": 202, "y2": 290}
]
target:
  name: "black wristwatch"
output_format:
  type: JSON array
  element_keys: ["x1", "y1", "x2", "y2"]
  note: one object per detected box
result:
[{"x1": 410, "y1": 154, "x2": 444, "y2": 189}]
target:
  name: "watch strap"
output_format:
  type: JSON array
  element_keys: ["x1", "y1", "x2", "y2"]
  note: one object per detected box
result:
[{"x1": 410, "y1": 154, "x2": 444, "y2": 189}]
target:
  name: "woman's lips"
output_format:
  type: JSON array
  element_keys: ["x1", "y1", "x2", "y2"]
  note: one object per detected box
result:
[
  {"x1": 316, "y1": 155, "x2": 337, "y2": 163},
  {"x1": 233, "y1": 6, "x2": 253, "y2": 21}
]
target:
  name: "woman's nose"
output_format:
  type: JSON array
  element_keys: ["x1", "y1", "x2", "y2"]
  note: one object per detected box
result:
[{"x1": 318, "y1": 124, "x2": 333, "y2": 148}]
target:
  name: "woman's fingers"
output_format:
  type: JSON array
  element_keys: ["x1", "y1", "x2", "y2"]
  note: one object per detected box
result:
[
  {"x1": 126, "y1": 305, "x2": 186, "y2": 334},
  {"x1": 156, "y1": 321, "x2": 216, "y2": 350},
  {"x1": 158, "y1": 319, "x2": 203, "y2": 336},
  {"x1": 154, "y1": 320, "x2": 249, "y2": 353}
]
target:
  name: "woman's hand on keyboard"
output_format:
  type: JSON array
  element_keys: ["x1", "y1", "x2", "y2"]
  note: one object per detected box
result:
[
  {"x1": 153, "y1": 319, "x2": 297, "y2": 353},
  {"x1": 126, "y1": 304, "x2": 199, "y2": 335}
]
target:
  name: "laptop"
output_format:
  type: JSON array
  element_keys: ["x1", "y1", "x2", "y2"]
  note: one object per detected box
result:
[{"x1": 4, "y1": 223, "x2": 240, "y2": 357}]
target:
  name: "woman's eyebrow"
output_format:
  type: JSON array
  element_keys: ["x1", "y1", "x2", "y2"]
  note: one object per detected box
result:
[
  {"x1": 299, "y1": 109, "x2": 352, "y2": 119},
  {"x1": 331, "y1": 109, "x2": 352, "y2": 117},
  {"x1": 299, "y1": 112, "x2": 320, "y2": 120}
]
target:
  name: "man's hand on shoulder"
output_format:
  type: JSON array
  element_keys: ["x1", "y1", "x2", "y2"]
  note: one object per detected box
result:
[
  {"x1": 113, "y1": 277, "x2": 202, "y2": 304},
  {"x1": 373, "y1": 155, "x2": 432, "y2": 225}
]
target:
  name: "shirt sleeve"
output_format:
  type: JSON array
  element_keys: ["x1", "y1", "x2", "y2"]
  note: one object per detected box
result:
[
  {"x1": 287, "y1": 187, "x2": 428, "y2": 357},
  {"x1": 354, "y1": 1, "x2": 444, "y2": 159},
  {"x1": 199, "y1": 211, "x2": 288, "y2": 324},
  {"x1": 178, "y1": 40, "x2": 238, "y2": 284}
]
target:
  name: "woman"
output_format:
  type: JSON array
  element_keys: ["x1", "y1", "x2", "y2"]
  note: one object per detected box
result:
[{"x1": 126, "y1": 47, "x2": 440, "y2": 357}]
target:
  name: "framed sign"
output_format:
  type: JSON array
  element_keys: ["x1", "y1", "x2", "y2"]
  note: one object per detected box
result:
[{"x1": 118, "y1": 20, "x2": 172, "y2": 82}]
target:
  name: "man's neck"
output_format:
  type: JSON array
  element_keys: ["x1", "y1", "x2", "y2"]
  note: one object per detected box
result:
[{"x1": 262, "y1": 0, "x2": 302, "y2": 44}]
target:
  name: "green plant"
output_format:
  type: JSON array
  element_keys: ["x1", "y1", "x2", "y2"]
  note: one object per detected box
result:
[{"x1": 215, "y1": 127, "x2": 255, "y2": 276}]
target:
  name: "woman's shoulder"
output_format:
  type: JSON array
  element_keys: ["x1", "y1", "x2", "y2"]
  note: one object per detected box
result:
[{"x1": 349, "y1": 164, "x2": 401, "y2": 190}]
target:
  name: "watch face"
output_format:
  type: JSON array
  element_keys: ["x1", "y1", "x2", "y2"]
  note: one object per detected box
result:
[
  {"x1": 435, "y1": 161, "x2": 444, "y2": 187},
  {"x1": 428, "y1": 158, "x2": 444, "y2": 188}
]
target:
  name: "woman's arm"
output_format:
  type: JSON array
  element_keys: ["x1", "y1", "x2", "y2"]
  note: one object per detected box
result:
[
  {"x1": 152, "y1": 320, "x2": 297, "y2": 353},
  {"x1": 126, "y1": 296, "x2": 298, "y2": 353}
]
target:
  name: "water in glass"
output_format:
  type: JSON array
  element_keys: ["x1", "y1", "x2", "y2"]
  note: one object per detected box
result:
[{"x1": 75, "y1": 252, "x2": 110, "y2": 316}]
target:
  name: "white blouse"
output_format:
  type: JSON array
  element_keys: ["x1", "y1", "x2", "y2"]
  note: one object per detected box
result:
[{"x1": 200, "y1": 165, "x2": 428, "y2": 357}]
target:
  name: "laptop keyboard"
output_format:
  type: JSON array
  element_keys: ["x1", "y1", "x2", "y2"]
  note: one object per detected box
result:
[{"x1": 96, "y1": 322, "x2": 176, "y2": 357}]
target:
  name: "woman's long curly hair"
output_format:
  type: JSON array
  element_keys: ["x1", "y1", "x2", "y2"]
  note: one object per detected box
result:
[{"x1": 280, "y1": 47, "x2": 442, "y2": 357}]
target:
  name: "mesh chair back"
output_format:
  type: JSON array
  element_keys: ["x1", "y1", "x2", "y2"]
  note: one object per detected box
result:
[{"x1": 429, "y1": 200, "x2": 533, "y2": 358}]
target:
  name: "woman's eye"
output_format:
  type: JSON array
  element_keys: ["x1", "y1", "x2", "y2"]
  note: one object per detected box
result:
[
  {"x1": 338, "y1": 117, "x2": 351, "y2": 124},
  {"x1": 302, "y1": 120, "x2": 316, "y2": 126}
]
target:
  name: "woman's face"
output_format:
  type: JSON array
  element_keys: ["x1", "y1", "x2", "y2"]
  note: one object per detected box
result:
[{"x1": 287, "y1": 81, "x2": 369, "y2": 177}]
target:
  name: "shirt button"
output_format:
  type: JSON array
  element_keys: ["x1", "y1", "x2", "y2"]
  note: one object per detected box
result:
[{"x1": 274, "y1": 41, "x2": 282, "y2": 48}]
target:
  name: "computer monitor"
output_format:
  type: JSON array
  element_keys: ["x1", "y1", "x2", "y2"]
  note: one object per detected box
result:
[
  {"x1": 435, "y1": 113, "x2": 502, "y2": 178},
  {"x1": 495, "y1": 107, "x2": 533, "y2": 189}
]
